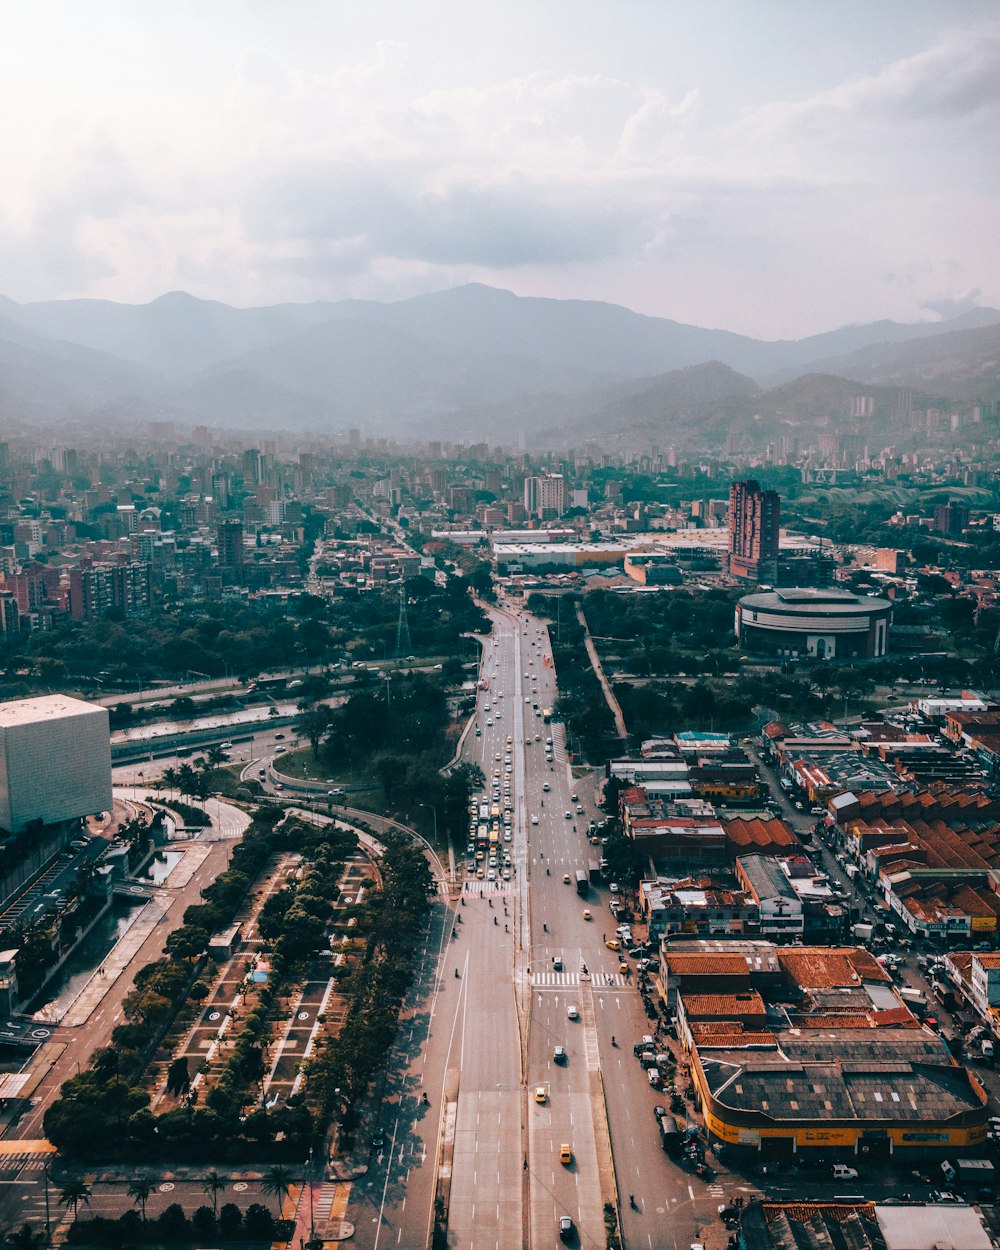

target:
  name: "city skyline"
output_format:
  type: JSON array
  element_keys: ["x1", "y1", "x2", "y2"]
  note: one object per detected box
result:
[{"x1": 1, "y1": 2, "x2": 998, "y2": 338}]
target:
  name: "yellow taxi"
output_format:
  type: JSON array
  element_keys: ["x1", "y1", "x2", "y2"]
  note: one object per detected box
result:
[
  {"x1": 605, "y1": 939, "x2": 621, "y2": 951},
  {"x1": 563, "y1": 874, "x2": 571, "y2": 884},
  {"x1": 559, "y1": 1143, "x2": 572, "y2": 1164},
  {"x1": 534, "y1": 1085, "x2": 547, "y2": 1103},
  {"x1": 582, "y1": 909, "x2": 592, "y2": 920}
]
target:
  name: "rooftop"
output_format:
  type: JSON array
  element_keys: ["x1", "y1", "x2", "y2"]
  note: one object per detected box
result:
[
  {"x1": 0, "y1": 694, "x2": 105, "y2": 727},
  {"x1": 740, "y1": 587, "x2": 893, "y2": 614}
]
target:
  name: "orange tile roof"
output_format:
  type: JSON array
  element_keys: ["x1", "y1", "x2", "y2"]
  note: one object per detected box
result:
[
  {"x1": 778, "y1": 949, "x2": 868, "y2": 989},
  {"x1": 725, "y1": 816, "x2": 799, "y2": 847},
  {"x1": 664, "y1": 953, "x2": 749, "y2": 977},
  {"x1": 682, "y1": 991, "x2": 766, "y2": 1018},
  {"x1": 690, "y1": 1030, "x2": 777, "y2": 1047}
]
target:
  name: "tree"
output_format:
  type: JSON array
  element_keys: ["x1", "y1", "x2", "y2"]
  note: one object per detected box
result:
[
  {"x1": 58, "y1": 1179, "x2": 91, "y2": 1223},
  {"x1": 128, "y1": 1175, "x2": 154, "y2": 1221},
  {"x1": 166, "y1": 1056, "x2": 191, "y2": 1097},
  {"x1": 263, "y1": 1163, "x2": 294, "y2": 1216},
  {"x1": 201, "y1": 1170, "x2": 228, "y2": 1217},
  {"x1": 4, "y1": 1225, "x2": 45, "y2": 1250}
]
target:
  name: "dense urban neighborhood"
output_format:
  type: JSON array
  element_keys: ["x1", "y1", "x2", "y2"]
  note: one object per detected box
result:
[{"x1": 1, "y1": 420, "x2": 1000, "y2": 1250}]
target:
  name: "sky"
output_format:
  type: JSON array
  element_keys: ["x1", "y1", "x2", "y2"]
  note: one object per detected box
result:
[{"x1": 1, "y1": 1, "x2": 998, "y2": 338}]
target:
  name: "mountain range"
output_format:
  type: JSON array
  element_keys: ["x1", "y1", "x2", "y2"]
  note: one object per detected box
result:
[{"x1": 1, "y1": 284, "x2": 998, "y2": 448}]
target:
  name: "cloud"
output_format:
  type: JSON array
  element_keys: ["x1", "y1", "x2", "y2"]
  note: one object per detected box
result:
[
  {"x1": 921, "y1": 289, "x2": 985, "y2": 319},
  {"x1": 744, "y1": 25, "x2": 1000, "y2": 140}
]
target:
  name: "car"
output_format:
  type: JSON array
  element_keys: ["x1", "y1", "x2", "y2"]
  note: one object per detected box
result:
[
  {"x1": 534, "y1": 1085, "x2": 547, "y2": 1103},
  {"x1": 476, "y1": 867, "x2": 484, "y2": 878},
  {"x1": 565, "y1": 810, "x2": 572, "y2": 819},
  {"x1": 525, "y1": 697, "x2": 531, "y2": 704},
  {"x1": 486, "y1": 717, "x2": 493, "y2": 726},
  {"x1": 609, "y1": 883, "x2": 620, "y2": 894},
  {"x1": 567, "y1": 1005, "x2": 579, "y2": 1020},
  {"x1": 563, "y1": 873, "x2": 571, "y2": 884},
  {"x1": 559, "y1": 1143, "x2": 572, "y2": 1163},
  {"x1": 576, "y1": 806, "x2": 584, "y2": 815},
  {"x1": 929, "y1": 1191, "x2": 963, "y2": 1204},
  {"x1": 553, "y1": 1046, "x2": 567, "y2": 1064},
  {"x1": 558, "y1": 1214, "x2": 575, "y2": 1241},
  {"x1": 475, "y1": 728, "x2": 481, "y2": 736},
  {"x1": 531, "y1": 814, "x2": 539, "y2": 825},
  {"x1": 832, "y1": 1164, "x2": 858, "y2": 1180},
  {"x1": 274, "y1": 732, "x2": 285, "y2": 739},
  {"x1": 582, "y1": 910, "x2": 592, "y2": 920},
  {"x1": 553, "y1": 956, "x2": 563, "y2": 970},
  {"x1": 502, "y1": 867, "x2": 511, "y2": 880},
  {"x1": 605, "y1": 939, "x2": 621, "y2": 950},
  {"x1": 543, "y1": 782, "x2": 550, "y2": 792},
  {"x1": 487, "y1": 869, "x2": 496, "y2": 881}
]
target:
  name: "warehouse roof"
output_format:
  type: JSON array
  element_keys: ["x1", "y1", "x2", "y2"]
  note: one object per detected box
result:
[{"x1": 702, "y1": 1031, "x2": 979, "y2": 1125}]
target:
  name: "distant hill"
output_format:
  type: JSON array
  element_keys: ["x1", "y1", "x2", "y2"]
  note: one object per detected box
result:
[
  {"x1": 1, "y1": 284, "x2": 999, "y2": 441},
  {"x1": 769, "y1": 322, "x2": 1000, "y2": 403}
]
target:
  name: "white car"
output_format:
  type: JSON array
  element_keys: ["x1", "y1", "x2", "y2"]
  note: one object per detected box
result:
[
  {"x1": 567, "y1": 1005, "x2": 579, "y2": 1020},
  {"x1": 487, "y1": 869, "x2": 496, "y2": 882},
  {"x1": 832, "y1": 1164, "x2": 858, "y2": 1181},
  {"x1": 531, "y1": 815, "x2": 539, "y2": 825}
]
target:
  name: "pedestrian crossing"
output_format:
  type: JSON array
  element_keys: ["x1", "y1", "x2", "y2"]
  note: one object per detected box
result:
[
  {"x1": 312, "y1": 1183, "x2": 336, "y2": 1224},
  {"x1": 532, "y1": 971, "x2": 629, "y2": 988},
  {"x1": 461, "y1": 881, "x2": 513, "y2": 896},
  {"x1": 0, "y1": 1152, "x2": 50, "y2": 1176}
]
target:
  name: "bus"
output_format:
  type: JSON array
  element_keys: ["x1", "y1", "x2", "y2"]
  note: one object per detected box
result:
[{"x1": 575, "y1": 869, "x2": 589, "y2": 896}]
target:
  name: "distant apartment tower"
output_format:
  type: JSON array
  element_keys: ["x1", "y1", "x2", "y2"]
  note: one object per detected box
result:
[
  {"x1": 524, "y1": 473, "x2": 565, "y2": 520},
  {"x1": 934, "y1": 501, "x2": 970, "y2": 536},
  {"x1": 216, "y1": 520, "x2": 246, "y2": 569},
  {"x1": 728, "y1": 479, "x2": 780, "y2": 583},
  {"x1": 0, "y1": 695, "x2": 112, "y2": 835},
  {"x1": 242, "y1": 448, "x2": 264, "y2": 485},
  {"x1": 67, "y1": 562, "x2": 153, "y2": 621}
]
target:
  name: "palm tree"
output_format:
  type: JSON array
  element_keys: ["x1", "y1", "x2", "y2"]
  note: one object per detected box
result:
[
  {"x1": 162, "y1": 766, "x2": 179, "y2": 799},
  {"x1": 263, "y1": 1164, "x2": 293, "y2": 1217},
  {"x1": 128, "y1": 1175, "x2": 154, "y2": 1222},
  {"x1": 201, "y1": 1170, "x2": 227, "y2": 1217},
  {"x1": 58, "y1": 1179, "x2": 91, "y2": 1224}
]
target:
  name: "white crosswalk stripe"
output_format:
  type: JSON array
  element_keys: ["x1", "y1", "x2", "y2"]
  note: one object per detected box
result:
[
  {"x1": 532, "y1": 971, "x2": 629, "y2": 988},
  {"x1": 0, "y1": 1153, "x2": 49, "y2": 1174},
  {"x1": 460, "y1": 881, "x2": 512, "y2": 896}
]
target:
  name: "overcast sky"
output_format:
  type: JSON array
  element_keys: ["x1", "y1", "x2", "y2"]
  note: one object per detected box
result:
[{"x1": 2, "y1": 1, "x2": 998, "y2": 337}]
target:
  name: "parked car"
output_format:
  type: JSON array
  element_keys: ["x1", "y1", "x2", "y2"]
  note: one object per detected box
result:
[{"x1": 832, "y1": 1164, "x2": 858, "y2": 1181}]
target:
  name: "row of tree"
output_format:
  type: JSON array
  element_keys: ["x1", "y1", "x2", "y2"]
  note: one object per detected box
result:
[
  {"x1": 44, "y1": 808, "x2": 358, "y2": 1159},
  {"x1": 306, "y1": 831, "x2": 434, "y2": 1128}
]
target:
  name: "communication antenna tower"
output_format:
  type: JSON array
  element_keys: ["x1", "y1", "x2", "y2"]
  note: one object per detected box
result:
[{"x1": 396, "y1": 583, "x2": 411, "y2": 658}]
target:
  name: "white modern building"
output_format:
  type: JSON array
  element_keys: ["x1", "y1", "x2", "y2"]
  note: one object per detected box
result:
[{"x1": 0, "y1": 695, "x2": 112, "y2": 834}]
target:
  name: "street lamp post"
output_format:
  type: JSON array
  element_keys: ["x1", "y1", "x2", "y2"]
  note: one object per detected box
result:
[{"x1": 420, "y1": 803, "x2": 439, "y2": 841}]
